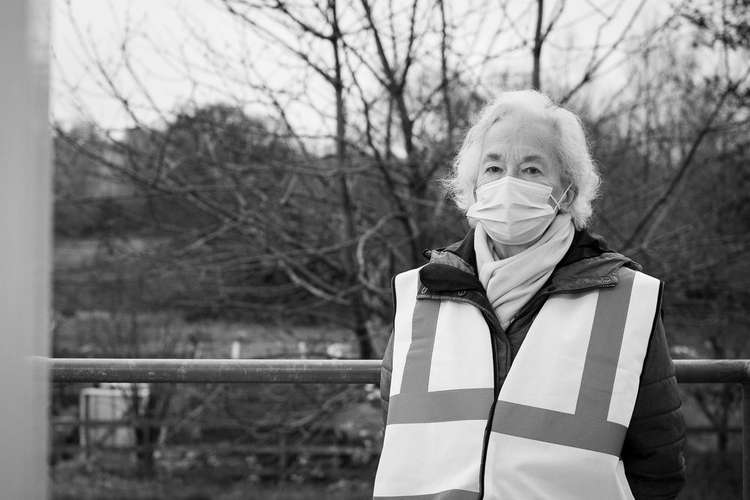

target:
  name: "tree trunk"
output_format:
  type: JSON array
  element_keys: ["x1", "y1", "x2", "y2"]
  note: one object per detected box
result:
[
  {"x1": 330, "y1": 0, "x2": 376, "y2": 358},
  {"x1": 532, "y1": 0, "x2": 544, "y2": 90}
]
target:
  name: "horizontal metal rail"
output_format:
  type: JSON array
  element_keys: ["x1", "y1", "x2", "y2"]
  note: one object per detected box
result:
[
  {"x1": 46, "y1": 358, "x2": 750, "y2": 384},
  {"x1": 49, "y1": 358, "x2": 382, "y2": 384}
]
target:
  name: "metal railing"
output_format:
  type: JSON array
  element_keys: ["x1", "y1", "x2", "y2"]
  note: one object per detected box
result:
[{"x1": 49, "y1": 358, "x2": 750, "y2": 498}]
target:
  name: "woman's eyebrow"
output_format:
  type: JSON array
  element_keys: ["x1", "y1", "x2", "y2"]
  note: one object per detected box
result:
[
  {"x1": 521, "y1": 154, "x2": 545, "y2": 163},
  {"x1": 481, "y1": 152, "x2": 504, "y2": 163},
  {"x1": 481, "y1": 152, "x2": 546, "y2": 164}
]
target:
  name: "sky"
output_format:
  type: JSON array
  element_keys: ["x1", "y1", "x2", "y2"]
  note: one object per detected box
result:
[{"x1": 51, "y1": 0, "x2": 673, "y2": 134}]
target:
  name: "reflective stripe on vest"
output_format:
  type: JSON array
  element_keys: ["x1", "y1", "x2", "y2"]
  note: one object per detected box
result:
[
  {"x1": 373, "y1": 267, "x2": 494, "y2": 499},
  {"x1": 373, "y1": 266, "x2": 660, "y2": 500}
]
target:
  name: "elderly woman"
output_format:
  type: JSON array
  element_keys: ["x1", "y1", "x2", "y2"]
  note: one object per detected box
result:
[{"x1": 373, "y1": 90, "x2": 686, "y2": 500}]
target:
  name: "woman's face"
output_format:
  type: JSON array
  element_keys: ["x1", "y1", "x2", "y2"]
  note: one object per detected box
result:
[{"x1": 476, "y1": 114, "x2": 568, "y2": 207}]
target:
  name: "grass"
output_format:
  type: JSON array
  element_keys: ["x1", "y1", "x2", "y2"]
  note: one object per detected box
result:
[
  {"x1": 51, "y1": 455, "x2": 375, "y2": 500},
  {"x1": 50, "y1": 446, "x2": 741, "y2": 500}
]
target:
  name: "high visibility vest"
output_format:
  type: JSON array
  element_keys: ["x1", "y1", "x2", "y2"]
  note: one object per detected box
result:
[{"x1": 373, "y1": 265, "x2": 661, "y2": 500}]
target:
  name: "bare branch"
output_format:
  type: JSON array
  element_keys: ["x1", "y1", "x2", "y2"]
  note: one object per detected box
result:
[{"x1": 623, "y1": 67, "x2": 750, "y2": 252}]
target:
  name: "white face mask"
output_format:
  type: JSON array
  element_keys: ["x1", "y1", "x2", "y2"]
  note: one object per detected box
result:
[{"x1": 466, "y1": 176, "x2": 571, "y2": 246}]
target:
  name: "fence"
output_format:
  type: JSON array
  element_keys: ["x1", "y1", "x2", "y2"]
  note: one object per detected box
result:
[{"x1": 50, "y1": 358, "x2": 750, "y2": 498}]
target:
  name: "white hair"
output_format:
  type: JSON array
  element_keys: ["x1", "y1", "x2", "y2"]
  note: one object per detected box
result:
[{"x1": 446, "y1": 90, "x2": 600, "y2": 228}]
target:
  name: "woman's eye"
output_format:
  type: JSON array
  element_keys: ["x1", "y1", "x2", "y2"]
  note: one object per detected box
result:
[
  {"x1": 523, "y1": 165, "x2": 542, "y2": 175},
  {"x1": 485, "y1": 165, "x2": 503, "y2": 174}
]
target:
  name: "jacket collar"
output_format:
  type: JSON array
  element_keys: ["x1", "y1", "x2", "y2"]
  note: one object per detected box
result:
[{"x1": 420, "y1": 226, "x2": 641, "y2": 296}]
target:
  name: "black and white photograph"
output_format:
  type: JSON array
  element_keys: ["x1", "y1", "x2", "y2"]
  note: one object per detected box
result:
[{"x1": 1, "y1": 0, "x2": 749, "y2": 498}]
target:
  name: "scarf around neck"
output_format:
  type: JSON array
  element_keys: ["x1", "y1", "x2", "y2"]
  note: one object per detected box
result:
[{"x1": 474, "y1": 213, "x2": 576, "y2": 329}]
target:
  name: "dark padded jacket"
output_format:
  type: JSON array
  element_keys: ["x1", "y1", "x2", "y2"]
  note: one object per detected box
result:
[{"x1": 380, "y1": 227, "x2": 686, "y2": 500}]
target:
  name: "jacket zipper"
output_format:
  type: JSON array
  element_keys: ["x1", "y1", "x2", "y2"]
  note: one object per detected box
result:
[{"x1": 476, "y1": 302, "x2": 507, "y2": 500}]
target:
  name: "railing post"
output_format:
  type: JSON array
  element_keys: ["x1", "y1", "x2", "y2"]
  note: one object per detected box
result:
[
  {"x1": 744, "y1": 384, "x2": 750, "y2": 500},
  {"x1": 0, "y1": 2, "x2": 51, "y2": 497}
]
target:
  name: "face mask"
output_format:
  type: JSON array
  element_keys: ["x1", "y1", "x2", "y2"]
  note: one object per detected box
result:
[{"x1": 466, "y1": 176, "x2": 571, "y2": 246}]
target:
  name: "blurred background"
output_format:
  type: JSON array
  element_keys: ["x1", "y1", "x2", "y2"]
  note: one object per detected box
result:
[{"x1": 50, "y1": 0, "x2": 749, "y2": 498}]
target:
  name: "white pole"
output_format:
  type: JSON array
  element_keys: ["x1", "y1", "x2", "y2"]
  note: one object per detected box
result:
[{"x1": 0, "y1": 0, "x2": 51, "y2": 497}]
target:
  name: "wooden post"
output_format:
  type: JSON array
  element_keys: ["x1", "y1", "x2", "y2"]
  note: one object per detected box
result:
[{"x1": 0, "y1": 0, "x2": 51, "y2": 498}]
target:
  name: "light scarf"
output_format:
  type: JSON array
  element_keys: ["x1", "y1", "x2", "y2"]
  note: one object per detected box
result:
[{"x1": 474, "y1": 213, "x2": 576, "y2": 329}]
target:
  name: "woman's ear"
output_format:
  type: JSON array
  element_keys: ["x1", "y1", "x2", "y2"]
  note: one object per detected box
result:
[{"x1": 560, "y1": 184, "x2": 576, "y2": 211}]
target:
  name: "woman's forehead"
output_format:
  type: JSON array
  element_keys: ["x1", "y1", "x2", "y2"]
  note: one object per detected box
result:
[{"x1": 481, "y1": 114, "x2": 558, "y2": 159}]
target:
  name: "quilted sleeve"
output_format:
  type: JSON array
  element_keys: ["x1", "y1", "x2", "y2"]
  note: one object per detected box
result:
[{"x1": 622, "y1": 313, "x2": 687, "y2": 499}]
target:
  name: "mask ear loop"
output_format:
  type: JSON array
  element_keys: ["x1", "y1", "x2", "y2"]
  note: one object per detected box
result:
[{"x1": 550, "y1": 182, "x2": 573, "y2": 211}]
